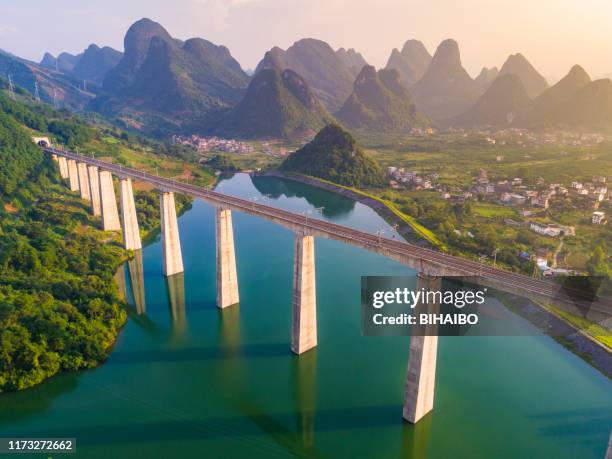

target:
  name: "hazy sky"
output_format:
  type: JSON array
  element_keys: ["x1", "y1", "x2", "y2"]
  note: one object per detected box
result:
[{"x1": 1, "y1": 0, "x2": 611, "y2": 81}]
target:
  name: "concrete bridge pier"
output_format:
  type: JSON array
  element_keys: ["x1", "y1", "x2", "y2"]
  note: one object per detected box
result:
[
  {"x1": 216, "y1": 207, "x2": 239, "y2": 308},
  {"x1": 58, "y1": 156, "x2": 69, "y2": 179},
  {"x1": 291, "y1": 232, "x2": 317, "y2": 355},
  {"x1": 87, "y1": 166, "x2": 101, "y2": 216},
  {"x1": 120, "y1": 178, "x2": 142, "y2": 251},
  {"x1": 160, "y1": 191, "x2": 184, "y2": 276},
  {"x1": 67, "y1": 159, "x2": 80, "y2": 192},
  {"x1": 77, "y1": 162, "x2": 91, "y2": 201},
  {"x1": 99, "y1": 170, "x2": 121, "y2": 231},
  {"x1": 403, "y1": 274, "x2": 441, "y2": 424}
]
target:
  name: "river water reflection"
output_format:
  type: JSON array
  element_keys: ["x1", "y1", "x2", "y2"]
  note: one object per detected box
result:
[{"x1": 0, "y1": 173, "x2": 610, "y2": 458}]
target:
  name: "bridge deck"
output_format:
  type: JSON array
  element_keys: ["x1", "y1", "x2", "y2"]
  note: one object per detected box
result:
[{"x1": 45, "y1": 146, "x2": 610, "y2": 318}]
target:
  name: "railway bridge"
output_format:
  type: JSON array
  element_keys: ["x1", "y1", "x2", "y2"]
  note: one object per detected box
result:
[{"x1": 44, "y1": 145, "x2": 609, "y2": 425}]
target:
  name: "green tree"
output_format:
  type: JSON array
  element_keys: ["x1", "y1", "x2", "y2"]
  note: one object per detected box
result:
[{"x1": 587, "y1": 245, "x2": 609, "y2": 277}]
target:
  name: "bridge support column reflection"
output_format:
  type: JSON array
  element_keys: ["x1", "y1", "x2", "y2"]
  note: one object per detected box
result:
[
  {"x1": 400, "y1": 408, "x2": 433, "y2": 457},
  {"x1": 58, "y1": 156, "x2": 69, "y2": 179},
  {"x1": 403, "y1": 274, "x2": 441, "y2": 424},
  {"x1": 166, "y1": 272, "x2": 186, "y2": 335},
  {"x1": 294, "y1": 349, "x2": 317, "y2": 449},
  {"x1": 99, "y1": 170, "x2": 121, "y2": 231},
  {"x1": 114, "y1": 263, "x2": 127, "y2": 301},
  {"x1": 77, "y1": 162, "x2": 91, "y2": 201},
  {"x1": 128, "y1": 250, "x2": 146, "y2": 314},
  {"x1": 87, "y1": 165, "x2": 101, "y2": 216},
  {"x1": 160, "y1": 191, "x2": 184, "y2": 276},
  {"x1": 120, "y1": 178, "x2": 142, "y2": 250},
  {"x1": 67, "y1": 159, "x2": 79, "y2": 191},
  {"x1": 291, "y1": 232, "x2": 317, "y2": 355},
  {"x1": 216, "y1": 207, "x2": 239, "y2": 308}
]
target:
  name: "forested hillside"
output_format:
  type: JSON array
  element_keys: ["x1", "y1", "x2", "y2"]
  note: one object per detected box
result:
[
  {"x1": 280, "y1": 124, "x2": 385, "y2": 187},
  {"x1": 0, "y1": 94, "x2": 126, "y2": 392}
]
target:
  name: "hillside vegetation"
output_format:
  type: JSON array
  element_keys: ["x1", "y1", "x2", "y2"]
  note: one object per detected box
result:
[
  {"x1": 280, "y1": 124, "x2": 385, "y2": 187},
  {"x1": 216, "y1": 67, "x2": 332, "y2": 139},
  {"x1": 336, "y1": 65, "x2": 430, "y2": 132},
  {"x1": 0, "y1": 94, "x2": 126, "y2": 391}
]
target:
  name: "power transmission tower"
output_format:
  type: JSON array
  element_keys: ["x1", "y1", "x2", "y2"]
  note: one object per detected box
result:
[
  {"x1": 53, "y1": 87, "x2": 58, "y2": 109},
  {"x1": 8, "y1": 74, "x2": 15, "y2": 99},
  {"x1": 82, "y1": 79, "x2": 87, "y2": 92},
  {"x1": 34, "y1": 81, "x2": 41, "y2": 103}
]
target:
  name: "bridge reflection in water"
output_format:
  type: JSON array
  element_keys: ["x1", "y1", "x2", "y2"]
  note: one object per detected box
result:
[
  {"x1": 127, "y1": 250, "x2": 146, "y2": 314},
  {"x1": 166, "y1": 272, "x2": 186, "y2": 337}
]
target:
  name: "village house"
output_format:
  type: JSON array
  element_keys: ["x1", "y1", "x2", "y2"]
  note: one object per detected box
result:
[
  {"x1": 571, "y1": 181, "x2": 583, "y2": 190},
  {"x1": 592, "y1": 211, "x2": 607, "y2": 225},
  {"x1": 477, "y1": 169, "x2": 489, "y2": 185},
  {"x1": 530, "y1": 196, "x2": 549, "y2": 209},
  {"x1": 529, "y1": 222, "x2": 575, "y2": 237}
]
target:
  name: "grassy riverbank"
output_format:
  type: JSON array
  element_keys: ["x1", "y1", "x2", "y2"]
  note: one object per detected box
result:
[
  {"x1": 264, "y1": 170, "x2": 610, "y2": 377},
  {"x1": 265, "y1": 171, "x2": 445, "y2": 249}
]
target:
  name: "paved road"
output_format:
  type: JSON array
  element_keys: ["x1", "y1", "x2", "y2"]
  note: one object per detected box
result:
[{"x1": 46, "y1": 146, "x2": 611, "y2": 317}]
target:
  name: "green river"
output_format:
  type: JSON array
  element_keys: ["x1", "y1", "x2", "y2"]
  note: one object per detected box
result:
[{"x1": 0, "y1": 173, "x2": 610, "y2": 458}]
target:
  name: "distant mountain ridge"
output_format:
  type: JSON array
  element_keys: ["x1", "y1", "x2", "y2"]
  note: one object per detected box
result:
[
  {"x1": 474, "y1": 67, "x2": 499, "y2": 91},
  {"x1": 215, "y1": 67, "x2": 333, "y2": 139},
  {"x1": 527, "y1": 64, "x2": 591, "y2": 124},
  {"x1": 498, "y1": 53, "x2": 549, "y2": 98},
  {"x1": 336, "y1": 48, "x2": 368, "y2": 77},
  {"x1": 549, "y1": 78, "x2": 612, "y2": 128},
  {"x1": 412, "y1": 39, "x2": 480, "y2": 120},
  {"x1": 451, "y1": 64, "x2": 612, "y2": 130},
  {"x1": 450, "y1": 74, "x2": 532, "y2": 127},
  {"x1": 40, "y1": 52, "x2": 80, "y2": 73},
  {"x1": 385, "y1": 39, "x2": 431, "y2": 87},
  {"x1": 1, "y1": 48, "x2": 95, "y2": 110},
  {"x1": 335, "y1": 65, "x2": 429, "y2": 131},
  {"x1": 101, "y1": 18, "x2": 248, "y2": 114},
  {"x1": 40, "y1": 45, "x2": 122, "y2": 84},
  {"x1": 255, "y1": 38, "x2": 357, "y2": 112},
  {"x1": 72, "y1": 45, "x2": 122, "y2": 84}
]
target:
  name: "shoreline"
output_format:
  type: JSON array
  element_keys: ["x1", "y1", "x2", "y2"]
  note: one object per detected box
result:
[
  {"x1": 256, "y1": 170, "x2": 611, "y2": 378},
  {"x1": 258, "y1": 170, "x2": 436, "y2": 247}
]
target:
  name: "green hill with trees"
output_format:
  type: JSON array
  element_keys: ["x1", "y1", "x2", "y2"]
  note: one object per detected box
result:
[
  {"x1": 207, "y1": 154, "x2": 239, "y2": 172},
  {"x1": 280, "y1": 123, "x2": 385, "y2": 187},
  {"x1": 335, "y1": 65, "x2": 430, "y2": 132},
  {"x1": 0, "y1": 92, "x2": 128, "y2": 391},
  {"x1": 255, "y1": 38, "x2": 357, "y2": 112},
  {"x1": 216, "y1": 67, "x2": 333, "y2": 139}
]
